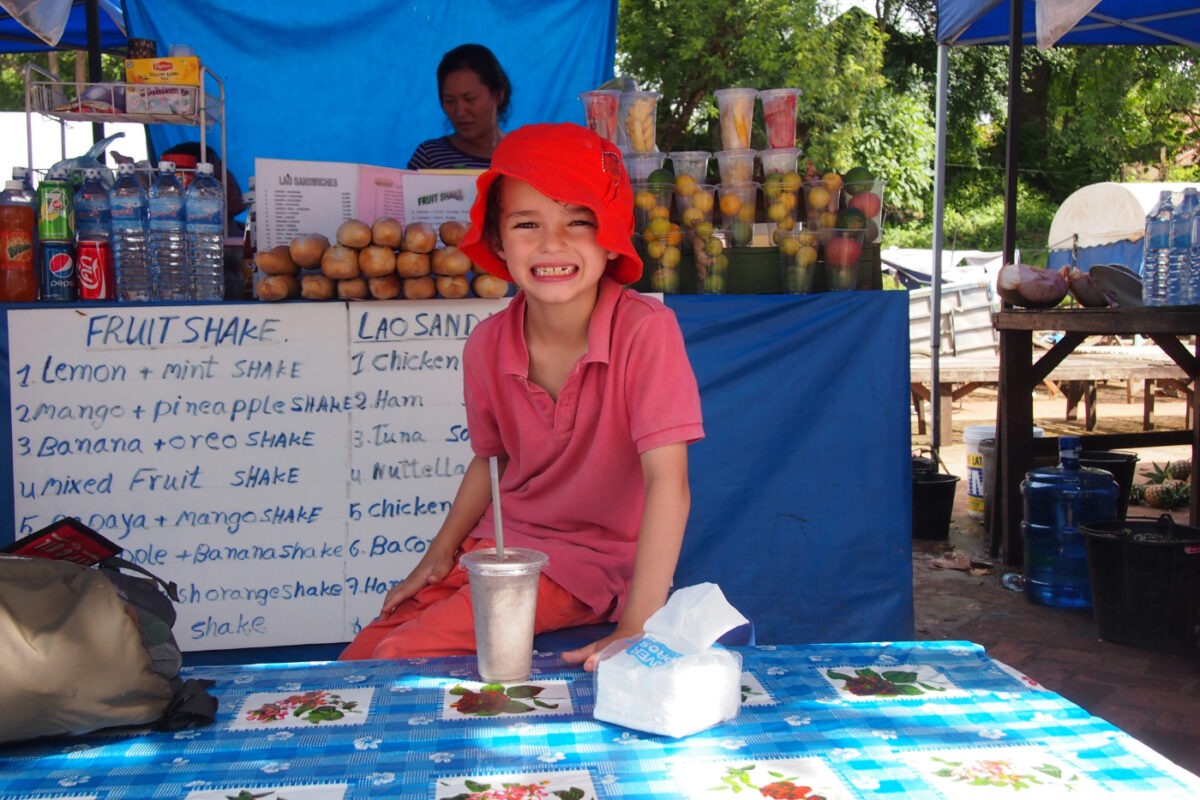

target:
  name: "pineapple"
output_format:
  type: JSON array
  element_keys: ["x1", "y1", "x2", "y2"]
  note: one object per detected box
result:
[
  {"x1": 1168, "y1": 459, "x2": 1193, "y2": 481},
  {"x1": 1144, "y1": 479, "x2": 1187, "y2": 509}
]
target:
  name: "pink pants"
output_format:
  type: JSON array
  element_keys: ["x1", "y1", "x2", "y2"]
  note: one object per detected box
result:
[{"x1": 339, "y1": 538, "x2": 608, "y2": 660}]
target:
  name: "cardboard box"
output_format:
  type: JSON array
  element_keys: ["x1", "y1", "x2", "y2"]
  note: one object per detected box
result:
[
  {"x1": 125, "y1": 85, "x2": 197, "y2": 116},
  {"x1": 124, "y1": 56, "x2": 201, "y2": 86}
]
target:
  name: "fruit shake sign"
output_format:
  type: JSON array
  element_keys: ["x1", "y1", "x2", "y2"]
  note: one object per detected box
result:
[{"x1": 4, "y1": 298, "x2": 507, "y2": 649}]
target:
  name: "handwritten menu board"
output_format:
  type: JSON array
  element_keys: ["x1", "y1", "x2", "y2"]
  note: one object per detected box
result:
[{"x1": 6, "y1": 299, "x2": 507, "y2": 650}]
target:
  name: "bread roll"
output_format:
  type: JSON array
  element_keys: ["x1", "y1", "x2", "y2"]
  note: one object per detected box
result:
[
  {"x1": 431, "y1": 245, "x2": 472, "y2": 276},
  {"x1": 321, "y1": 245, "x2": 361, "y2": 280},
  {"x1": 396, "y1": 251, "x2": 431, "y2": 278},
  {"x1": 372, "y1": 216, "x2": 403, "y2": 248},
  {"x1": 300, "y1": 273, "x2": 336, "y2": 301},
  {"x1": 402, "y1": 276, "x2": 436, "y2": 300},
  {"x1": 256, "y1": 274, "x2": 300, "y2": 301},
  {"x1": 256, "y1": 245, "x2": 298, "y2": 275},
  {"x1": 368, "y1": 274, "x2": 403, "y2": 300},
  {"x1": 472, "y1": 272, "x2": 510, "y2": 299},
  {"x1": 358, "y1": 245, "x2": 397, "y2": 278},
  {"x1": 439, "y1": 219, "x2": 468, "y2": 246},
  {"x1": 402, "y1": 221, "x2": 437, "y2": 253},
  {"x1": 436, "y1": 275, "x2": 470, "y2": 299},
  {"x1": 290, "y1": 233, "x2": 330, "y2": 268},
  {"x1": 337, "y1": 277, "x2": 370, "y2": 300},
  {"x1": 337, "y1": 218, "x2": 372, "y2": 249}
]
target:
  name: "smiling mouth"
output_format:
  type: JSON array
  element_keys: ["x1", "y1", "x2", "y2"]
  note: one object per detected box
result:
[{"x1": 532, "y1": 265, "x2": 578, "y2": 278}]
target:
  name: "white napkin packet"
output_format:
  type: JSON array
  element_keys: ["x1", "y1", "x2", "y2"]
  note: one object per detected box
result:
[{"x1": 592, "y1": 582, "x2": 748, "y2": 737}]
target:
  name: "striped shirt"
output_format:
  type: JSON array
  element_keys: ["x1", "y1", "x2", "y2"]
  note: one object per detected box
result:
[{"x1": 407, "y1": 136, "x2": 492, "y2": 170}]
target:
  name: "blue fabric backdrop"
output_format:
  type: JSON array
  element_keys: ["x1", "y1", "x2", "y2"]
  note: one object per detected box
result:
[{"x1": 122, "y1": 0, "x2": 618, "y2": 195}]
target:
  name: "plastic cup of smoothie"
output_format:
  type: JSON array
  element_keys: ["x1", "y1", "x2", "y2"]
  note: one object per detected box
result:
[
  {"x1": 759, "y1": 88, "x2": 800, "y2": 148},
  {"x1": 579, "y1": 89, "x2": 622, "y2": 144},
  {"x1": 714, "y1": 87, "x2": 757, "y2": 150},
  {"x1": 461, "y1": 547, "x2": 549, "y2": 683}
]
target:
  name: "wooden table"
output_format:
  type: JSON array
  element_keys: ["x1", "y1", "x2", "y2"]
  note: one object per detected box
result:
[
  {"x1": 911, "y1": 349, "x2": 1190, "y2": 443},
  {"x1": 990, "y1": 307, "x2": 1200, "y2": 565}
]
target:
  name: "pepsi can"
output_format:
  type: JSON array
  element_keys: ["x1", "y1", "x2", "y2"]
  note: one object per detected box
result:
[
  {"x1": 76, "y1": 239, "x2": 115, "y2": 300},
  {"x1": 39, "y1": 240, "x2": 77, "y2": 301}
]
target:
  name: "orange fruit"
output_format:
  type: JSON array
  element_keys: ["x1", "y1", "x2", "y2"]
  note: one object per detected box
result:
[
  {"x1": 634, "y1": 190, "x2": 658, "y2": 211},
  {"x1": 691, "y1": 189, "x2": 715, "y2": 213},
  {"x1": 719, "y1": 192, "x2": 742, "y2": 217},
  {"x1": 674, "y1": 174, "x2": 699, "y2": 197}
]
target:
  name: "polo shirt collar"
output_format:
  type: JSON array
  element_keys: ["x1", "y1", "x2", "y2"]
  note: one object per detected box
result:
[{"x1": 497, "y1": 276, "x2": 622, "y2": 377}]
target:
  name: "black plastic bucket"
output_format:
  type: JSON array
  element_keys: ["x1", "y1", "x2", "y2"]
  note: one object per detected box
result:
[
  {"x1": 1079, "y1": 450, "x2": 1138, "y2": 520},
  {"x1": 1081, "y1": 515, "x2": 1200, "y2": 652},
  {"x1": 912, "y1": 474, "x2": 960, "y2": 541}
]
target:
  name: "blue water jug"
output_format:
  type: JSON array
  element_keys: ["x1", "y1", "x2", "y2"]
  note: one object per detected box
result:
[{"x1": 1020, "y1": 435, "x2": 1118, "y2": 608}]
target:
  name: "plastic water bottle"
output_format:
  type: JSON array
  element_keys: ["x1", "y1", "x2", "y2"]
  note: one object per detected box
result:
[
  {"x1": 149, "y1": 161, "x2": 189, "y2": 300},
  {"x1": 186, "y1": 162, "x2": 226, "y2": 301},
  {"x1": 74, "y1": 167, "x2": 111, "y2": 242},
  {"x1": 1020, "y1": 435, "x2": 1117, "y2": 609},
  {"x1": 1168, "y1": 187, "x2": 1197, "y2": 305},
  {"x1": 1142, "y1": 190, "x2": 1173, "y2": 306},
  {"x1": 109, "y1": 161, "x2": 151, "y2": 302},
  {"x1": 1183, "y1": 187, "x2": 1200, "y2": 305}
]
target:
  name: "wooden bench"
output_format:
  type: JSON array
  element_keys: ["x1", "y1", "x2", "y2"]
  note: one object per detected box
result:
[{"x1": 911, "y1": 350, "x2": 1191, "y2": 443}]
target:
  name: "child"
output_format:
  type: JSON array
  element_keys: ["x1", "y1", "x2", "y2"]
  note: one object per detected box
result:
[{"x1": 339, "y1": 123, "x2": 704, "y2": 671}]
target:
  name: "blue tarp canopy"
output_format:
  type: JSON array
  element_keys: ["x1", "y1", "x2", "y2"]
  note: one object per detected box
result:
[
  {"x1": 938, "y1": 0, "x2": 1200, "y2": 47},
  {"x1": 0, "y1": 0, "x2": 125, "y2": 53},
  {"x1": 122, "y1": 0, "x2": 618, "y2": 191}
]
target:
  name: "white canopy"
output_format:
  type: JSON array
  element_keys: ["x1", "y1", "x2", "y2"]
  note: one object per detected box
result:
[{"x1": 1047, "y1": 181, "x2": 1193, "y2": 251}]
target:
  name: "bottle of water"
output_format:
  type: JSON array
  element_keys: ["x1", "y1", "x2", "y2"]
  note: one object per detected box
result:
[
  {"x1": 1020, "y1": 435, "x2": 1117, "y2": 609},
  {"x1": 11, "y1": 166, "x2": 35, "y2": 201},
  {"x1": 1168, "y1": 187, "x2": 1197, "y2": 305},
  {"x1": 149, "y1": 160, "x2": 189, "y2": 301},
  {"x1": 74, "y1": 167, "x2": 111, "y2": 242},
  {"x1": 1142, "y1": 190, "x2": 1173, "y2": 306},
  {"x1": 1180, "y1": 187, "x2": 1200, "y2": 305},
  {"x1": 186, "y1": 161, "x2": 226, "y2": 301},
  {"x1": 109, "y1": 162, "x2": 151, "y2": 302}
]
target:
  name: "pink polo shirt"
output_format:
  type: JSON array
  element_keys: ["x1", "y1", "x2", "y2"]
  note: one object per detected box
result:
[{"x1": 463, "y1": 277, "x2": 704, "y2": 619}]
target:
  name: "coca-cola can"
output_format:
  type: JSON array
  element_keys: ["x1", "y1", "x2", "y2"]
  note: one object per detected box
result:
[{"x1": 76, "y1": 239, "x2": 115, "y2": 300}]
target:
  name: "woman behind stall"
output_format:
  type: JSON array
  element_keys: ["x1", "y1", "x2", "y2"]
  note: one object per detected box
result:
[{"x1": 407, "y1": 43, "x2": 511, "y2": 170}]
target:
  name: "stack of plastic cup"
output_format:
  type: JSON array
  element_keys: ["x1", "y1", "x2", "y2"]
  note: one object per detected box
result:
[
  {"x1": 715, "y1": 149, "x2": 756, "y2": 185},
  {"x1": 760, "y1": 148, "x2": 803, "y2": 241},
  {"x1": 579, "y1": 89, "x2": 622, "y2": 144},
  {"x1": 677, "y1": 180, "x2": 718, "y2": 255},
  {"x1": 841, "y1": 178, "x2": 886, "y2": 243},
  {"x1": 633, "y1": 180, "x2": 676, "y2": 246},
  {"x1": 643, "y1": 231, "x2": 683, "y2": 294},
  {"x1": 714, "y1": 87, "x2": 757, "y2": 151},
  {"x1": 668, "y1": 151, "x2": 711, "y2": 184},
  {"x1": 717, "y1": 182, "x2": 758, "y2": 247},
  {"x1": 620, "y1": 90, "x2": 661, "y2": 153},
  {"x1": 778, "y1": 228, "x2": 820, "y2": 293},
  {"x1": 759, "y1": 88, "x2": 801, "y2": 149},
  {"x1": 624, "y1": 152, "x2": 666, "y2": 184},
  {"x1": 804, "y1": 176, "x2": 841, "y2": 232},
  {"x1": 823, "y1": 228, "x2": 866, "y2": 291},
  {"x1": 693, "y1": 228, "x2": 728, "y2": 294}
]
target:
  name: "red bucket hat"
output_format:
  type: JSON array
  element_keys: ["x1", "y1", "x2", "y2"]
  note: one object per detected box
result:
[{"x1": 460, "y1": 122, "x2": 642, "y2": 285}]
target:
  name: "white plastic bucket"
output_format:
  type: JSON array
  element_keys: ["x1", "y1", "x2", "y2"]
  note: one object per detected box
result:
[{"x1": 964, "y1": 424, "x2": 1043, "y2": 519}]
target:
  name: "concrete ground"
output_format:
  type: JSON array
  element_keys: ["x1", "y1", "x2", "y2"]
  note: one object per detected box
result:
[{"x1": 911, "y1": 377, "x2": 1200, "y2": 777}]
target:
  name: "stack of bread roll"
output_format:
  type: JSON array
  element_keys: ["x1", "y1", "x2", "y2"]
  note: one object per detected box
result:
[{"x1": 255, "y1": 217, "x2": 510, "y2": 301}]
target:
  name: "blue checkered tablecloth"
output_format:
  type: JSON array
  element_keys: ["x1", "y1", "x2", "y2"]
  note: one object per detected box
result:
[{"x1": 2, "y1": 641, "x2": 1197, "y2": 799}]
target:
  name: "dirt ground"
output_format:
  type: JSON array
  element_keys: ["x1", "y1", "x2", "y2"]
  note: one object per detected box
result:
[{"x1": 908, "y1": 377, "x2": 1200, "y2": 777}]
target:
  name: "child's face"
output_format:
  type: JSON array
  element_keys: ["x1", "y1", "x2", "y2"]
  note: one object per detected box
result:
[{"x1": 495, "y1": 177, "x2": 618, "y2": 303}]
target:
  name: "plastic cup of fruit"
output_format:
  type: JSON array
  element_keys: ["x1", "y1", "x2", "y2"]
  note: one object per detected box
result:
[
  {"x1": 762, "y1": 171, "x2": 801, "y2": 236},
  {"x1": 717, "y1": 181, "x2": 759, "y2": 247},
  {"x1": 714, "y1": 87, "x2": 757, "y2": 151},
  {"x1": 841, "y1": 179, "x2": 886, "y2": 243},
  {"x1": 758, "y1": 88, "x2": 800, "y2": 149},
  {"x1": 624, "y1": 152, "x2": 667, "y2": 184},
  {"x1": 803, "y1": 178, "x2": 840, "y2": 231},
  {"x1": 822, "y1": 228, "x2": 866, "y2": 291},
  {"x1": 579, "y1": 89, "x2": 622, "y2": 144},
  {"x1": 778, "y1": 229, "x2": 820, "y2": 293},
  {"x1": 668, "y1": 150, "x2": 712, "y2": 184},
  {"x1": 620, "y1": 90, "x2": 661, "y2": 153},
  {"x1": 715, "y1": 149, "x2": 756, "y2": 185},
  {"x1": 692, "y1": 230, "x2": 729, "y2": 295},
  {"x1": 632, "y1": 181, "x2": 675, "y2": 235},
  {"x1": 643, "y1": 231, "x2": 683, "y2": 294}
]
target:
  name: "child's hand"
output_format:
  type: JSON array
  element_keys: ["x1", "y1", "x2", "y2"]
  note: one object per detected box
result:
[
  {"x1": 561, "y1": 628, "x2": 641, "y2": 672},
  {"x1": 378, "y1": 549, "x2": 456, "y2": 618}
]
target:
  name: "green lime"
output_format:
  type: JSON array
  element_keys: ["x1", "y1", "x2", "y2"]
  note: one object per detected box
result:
[
  {"x1": 836, "y1": 207, "x2": 867, "y2": 229},
  {"x1": 646, "y1": 168, "x2": 675, "y2": 188}
]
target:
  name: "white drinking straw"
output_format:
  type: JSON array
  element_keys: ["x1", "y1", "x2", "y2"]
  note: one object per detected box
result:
[{"x1": 489, "y1": 455, "x2": 505, "y2": 560}]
